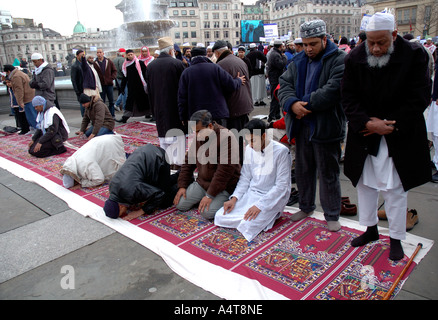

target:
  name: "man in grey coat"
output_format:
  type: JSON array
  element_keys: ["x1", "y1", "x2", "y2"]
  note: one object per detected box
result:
[
  {"x1": 29, "y1": 52, "x2": 56, "y2": 108},
  {"x1": 278, "y1": 20, "x2": 346, "y2": 232}
]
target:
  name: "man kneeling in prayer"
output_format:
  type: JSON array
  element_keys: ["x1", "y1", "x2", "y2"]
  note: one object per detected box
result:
[
  {"x1": 214, "y1": 119, "x2": 292, "y2": 242},
  {"x1": 61, "y1": 134, "x2": 126, "y2": 188},
  {"x1": 103, "y1": 144, "x2": 179, "y2": 221},
  {"x1": 29, "y1": 96, "x2": 70, "y2": 158}
]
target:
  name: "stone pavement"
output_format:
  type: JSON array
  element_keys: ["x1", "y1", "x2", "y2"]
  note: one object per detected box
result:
[{"x1": 0, "y1": 104, "x2": 437, "y2": 300}]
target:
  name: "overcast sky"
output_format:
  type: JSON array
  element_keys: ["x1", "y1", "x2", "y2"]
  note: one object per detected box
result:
[{"x1": 2, "y1": 0, "x2": 257, "y2": 36}]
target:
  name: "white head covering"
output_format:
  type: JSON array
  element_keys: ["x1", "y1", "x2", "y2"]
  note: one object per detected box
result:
[
  {"x1": 366, "y1": 12, "x2": 395, "y2": 32},
  {"x1": 249, "y1": 43, "x2": 257, "y2": 48}
]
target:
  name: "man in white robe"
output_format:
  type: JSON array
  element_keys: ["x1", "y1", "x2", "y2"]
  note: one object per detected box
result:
[
  {"x1": 215, "y1": 119, "x2": 292, "y2": 242},
  {"x1": 61, "y1": 134, "x2": 126, "y2": 188}
]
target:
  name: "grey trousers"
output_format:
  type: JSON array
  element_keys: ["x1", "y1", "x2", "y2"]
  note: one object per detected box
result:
[
  {"x1": 295, "y1": 124, "x2": 342, "y2": 221},
  {"x1": 176, "y1": 181, "x2": 230, "y2": 220}
]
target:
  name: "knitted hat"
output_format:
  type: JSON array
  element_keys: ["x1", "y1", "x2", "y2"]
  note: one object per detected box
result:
[
  {"x1": 300, "y1": 20, "x2": 327, "y2": 38},
  {"x1": 79, "y1": 93, "x2": 91, "y2": 104},
  {"x1": 32, "y1": 95, "x2": 46, "y2": 107},
  {"x1": 103, "y1": 199, "x2": 120, "y2": 219},
  {"x1": 191, "y1": 46, "x2": 207, "y2": 57}
]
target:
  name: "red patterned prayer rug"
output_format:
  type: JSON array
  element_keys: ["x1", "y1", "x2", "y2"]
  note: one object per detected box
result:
[
  {"x1": 127, "y1": 208, "x2": 426, "y2": 300},
  {"x1": 0, "y1": 122, "x2": 433, "y2": 300}
]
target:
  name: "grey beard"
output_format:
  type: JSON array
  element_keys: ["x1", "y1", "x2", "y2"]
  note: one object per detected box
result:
[{"x1": 365, "y1": 42, "x2": 394, "y2": 68}]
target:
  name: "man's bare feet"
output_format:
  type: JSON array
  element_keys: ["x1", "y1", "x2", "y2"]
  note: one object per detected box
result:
[{"x1": 122, "y1": 209, "x2": 145, "y2": 221}]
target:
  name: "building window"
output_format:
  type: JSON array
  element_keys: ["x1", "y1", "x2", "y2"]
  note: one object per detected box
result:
[
  {"x1": 189, "y1": 10, "x2": 195, "y2": 15},
  {"x1": 175, "y1": 32, "x2": 180, "y2": 39},
  {"x1": 181, "y1": 10, "x2": 187, "y2": 15},
  {"x1": 182, "y1": 21, "x2": 188, "y2": 27},
  {"x1": 173, "y1": 10, "x2": 179, "y2": 15},
  {"x1": 190, "y1": 21, "x2": 196, "y2": 27},
  {"x1": 214, "y1": 31, "x2": 220, "y2": 39},
  {"x1": 191, "y1": 31, "x2": 196, "y2": 38},
  {"x1": 205, "y1": 31, "x2": 210, "y2": 39}
]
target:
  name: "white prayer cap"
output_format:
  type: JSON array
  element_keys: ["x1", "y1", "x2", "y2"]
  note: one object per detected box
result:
[
  {"x1": 31, "y1": 52, "x2": 43, "y2": 60},
  {"x1": 196, "y1": 42, "x2": 205, "y2": 48},
  {"x1": 366, "y1": 12, "x2": 395, "y2": 32},
  {"x1": 293, "y1": 37, "x2": 303, "y2": 44},
  {"x1": 249, "y1": 43, "x2": 257, "y2": 48}
]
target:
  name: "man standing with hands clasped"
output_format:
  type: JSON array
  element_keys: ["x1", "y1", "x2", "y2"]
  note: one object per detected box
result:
[
  {"x1": 341, "y1": 12, "x2": 431, "y2": 260},
  {"x1": 278, "y1": 19, "x2": 347, "y2": 232}
]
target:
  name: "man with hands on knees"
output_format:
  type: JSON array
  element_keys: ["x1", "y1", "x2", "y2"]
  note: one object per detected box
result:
[
  {"x1": 75, "y1": 93, "x2": 115, "y2": 140},
  {"x1": 174, "y1": 110, "x2": 241, "y2": 220},
  {"x1": 215, "y1": 119, "x2": 292, "y2": 242}
]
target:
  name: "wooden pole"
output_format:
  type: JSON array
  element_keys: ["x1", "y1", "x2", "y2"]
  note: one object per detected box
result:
[{"x1": 383, "y1": 243, "x2": 423, "y2": 300}]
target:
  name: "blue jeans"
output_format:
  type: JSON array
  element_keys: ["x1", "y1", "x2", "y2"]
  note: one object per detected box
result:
[
  {"x1": 115, "y1": 79, "x2": 127, "y2": 110},
  {"x1": 100, "y1": 85, "x2": 115, "y2": 117},
  {"x1": 85, "y1": 126, "x2": 114, "y2": 137},
  {"x1": 24, "y1": 101, "x2": 37, "y2": 129}
]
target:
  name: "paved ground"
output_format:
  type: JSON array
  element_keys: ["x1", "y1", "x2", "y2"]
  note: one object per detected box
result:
[{"x1": 0, "y1": 102, "x2": 437, "y2": 300}]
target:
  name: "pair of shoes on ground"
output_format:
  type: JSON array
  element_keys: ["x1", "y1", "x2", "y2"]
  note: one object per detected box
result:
[
  {"x1": 378, "y1": 208, "x2": 419, "y2": 231},
  {"x1": 351, "y1": 225, "x2": 404, "y2": 261},
  {"x1": 340, "y1": 196, "x2": 357, "y2": 216},
  {"x1": 290, "y1": 210, "x2": 341, "y2": 232}
]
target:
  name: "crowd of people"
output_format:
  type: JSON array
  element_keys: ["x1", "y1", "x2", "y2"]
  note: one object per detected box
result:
[{"x1": 2, "y1": 11, "x2": 437, "y2": 261}]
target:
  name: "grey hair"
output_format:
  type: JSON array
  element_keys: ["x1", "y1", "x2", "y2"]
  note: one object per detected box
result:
[
  {"x1": 160, "y1": 45, "x2": 174, "y2": 54},
  {"x1": 190, "y1": 110, "x2": 213, "y2": 127}
]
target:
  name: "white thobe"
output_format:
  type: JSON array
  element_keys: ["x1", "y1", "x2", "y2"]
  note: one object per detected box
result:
[
  {"x1": 61, "y1": 135, "x2": 126, "y2": 188},
  {"x1": 358, "y1": 137, "x2": 407, "y2": 240},
  {"x1": 215, "y1": 141, "x2": 292, "y2": 242}
]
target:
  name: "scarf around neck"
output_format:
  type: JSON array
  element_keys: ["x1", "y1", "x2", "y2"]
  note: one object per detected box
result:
[
  {"x1": 122, "y1": 55, "x2": 146, "y2": 88},
  {"x1": 34, "y1": 61, "x2": 49, "y2": 75}
]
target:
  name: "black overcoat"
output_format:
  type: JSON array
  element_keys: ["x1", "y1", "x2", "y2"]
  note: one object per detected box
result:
[
  {"x1": 145, "y1": 52, "x2": 186, "y2": 137},
  {"x1": 341, "y1": 35, "x2": 432, "y2": 191}
]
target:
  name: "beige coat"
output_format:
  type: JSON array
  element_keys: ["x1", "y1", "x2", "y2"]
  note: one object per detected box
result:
[{"x1": 9, "y1": 69, "x2": 35, "y2": 106}]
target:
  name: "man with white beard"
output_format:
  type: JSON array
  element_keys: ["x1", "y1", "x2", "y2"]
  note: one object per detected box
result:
[{"x1": 341, "y1": 12, "x2": 431, "y2": 260}]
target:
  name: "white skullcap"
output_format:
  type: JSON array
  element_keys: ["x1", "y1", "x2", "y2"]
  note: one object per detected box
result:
[
  {"x1": 196, "y1": 43, "x2": 205, "y2": 48},
  {"x1": 293, "y1": 37, "x2": 303, "y2": 44},
  {"x1": 366, "y1": 12, "x2": 395, "y2": 32},
  {"x1": 249, "y1": 43, "x2": 257, "y2": 48},
  {"x1": 31, "y1": 52, "x2": 43, "y2": 60}
]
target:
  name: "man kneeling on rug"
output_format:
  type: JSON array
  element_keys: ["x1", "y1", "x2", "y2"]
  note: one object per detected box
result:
[
  {"x1": 104, "y1": 144, "x2": 179, "y2": 221},
  {"x1": 28, "y1": 96, "x2": 70, "y2": 158},
  {"x1": 76, "y1": 93, "x2": 115, "y2": 140},
  {"x1": 215, "y1": 119, "x2": 292, "y2": 242},
  {"x1": 61, "y1": 134, "x2": 126, "y2": 188},
  {"x1": 174, "y1": 110, "x2": 241, "y2": 220}
]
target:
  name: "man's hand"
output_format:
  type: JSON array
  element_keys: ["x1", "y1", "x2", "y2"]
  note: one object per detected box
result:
[
  {"x1": 244, "y1": 205, "x2": 261, "y2": 221},
  {"x1": 237, "y1": 72, "x2": 246, "y2": 85},
  {"x1": 87, "y1": 133, "x2": 96, "y2": 140},
  {"x1": 361, "y1": 117, "x2": 396, "y2": 136},
  {"x1": 174, "y1": 188, "x2": 187, "y2": 206},
  {"x1": 223, "y1": 197, "x2": 237, "y2": 215},
  {"x1": 75, "y1": 131, "x2": 84, "y2": 136},
  {"x1": 198, "y1": 196, "x2": 213, "y2": 214},
  {"x1": 291, "y1": 101, "x2": 311, "y2": 120},
  {"x1": 33, "y1": 142, "x2": 42, "y2": 153}
]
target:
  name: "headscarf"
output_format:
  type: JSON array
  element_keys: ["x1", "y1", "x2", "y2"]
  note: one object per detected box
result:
[
  {"x1": 33, "y1": 96, "x2": 70, "y2": 135},
  {"x1": 122, "y1": 54, "x2": 147, "y2": 88},
  {"x1": 138, "y1": 46, "x2": 154, "y2": 66}
]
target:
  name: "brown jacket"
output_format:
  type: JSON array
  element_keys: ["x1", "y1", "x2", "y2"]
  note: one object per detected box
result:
[
  {"x1": 9, "y1": 69, "x2": 35, "y2": 106},
  {"x1": 93, "y1": 57, "x2": 117, "y2": 86},
  {"x1": 178, "y1": 123, "x2": 241, "y2": 197},
  {"x1": 80, "y1": 95, "x2": 115, "y2": 135}
]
